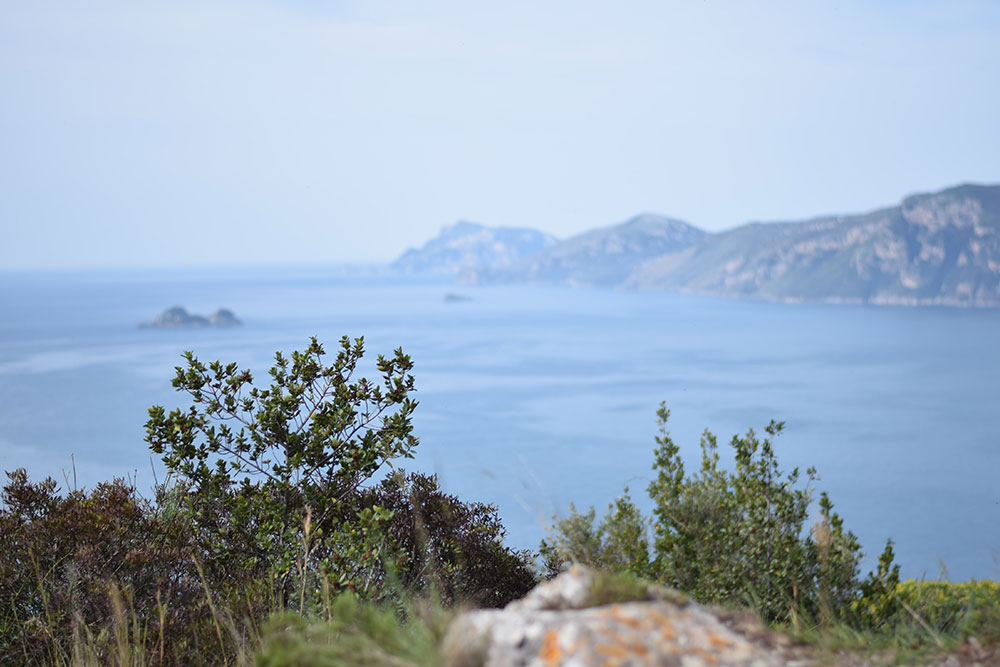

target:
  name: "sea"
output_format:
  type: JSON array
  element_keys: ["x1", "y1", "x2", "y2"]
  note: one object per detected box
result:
[{"x1": 1, "y1": 266, "x2": 997, "y2": 582}]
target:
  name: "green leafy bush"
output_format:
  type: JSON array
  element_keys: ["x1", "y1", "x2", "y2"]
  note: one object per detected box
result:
[
  {"x1": 854, "y1": 539, "x2": 901, "y2": 630},
  {"x1": 539, "y1": 491, "x2": 651, "y2": 580},
  {"x1": 357, "y1": 471, "x2": 536, "y2": 608},
  {"x1": 144, "y1": 335, "x2": 419, "y2": 607},
  {"x1": 544, "y1": 403, "x2": 888, "y2": 626}
]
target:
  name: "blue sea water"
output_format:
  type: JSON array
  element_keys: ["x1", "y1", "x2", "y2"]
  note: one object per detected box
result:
[{"x1": 0, "y1": 266, "x2": 998, "y2": 581}]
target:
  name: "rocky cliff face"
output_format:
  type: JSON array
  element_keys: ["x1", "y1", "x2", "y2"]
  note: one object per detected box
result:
[
  {"x1": 392, "y1": 221, "x2": 558, "y2": 275},
  {"x1": 630, "y1": 184, "x2": 1000, "y2": 306}
]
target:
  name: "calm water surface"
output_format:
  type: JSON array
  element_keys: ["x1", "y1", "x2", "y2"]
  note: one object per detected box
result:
[{"x1": 0, "y1": 267, "x2": 997, "y2": 580}]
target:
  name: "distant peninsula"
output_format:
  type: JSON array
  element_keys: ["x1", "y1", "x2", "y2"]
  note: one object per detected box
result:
[
  {"x1": 393, "y1": 183, "x2": 1000, "y2": 307},
  {"x1": 139, "y1": 306, "x2": 242, "y2": 329},
  {"x1": 391, "y1": 220, "x2": 557, "y2": 275}
]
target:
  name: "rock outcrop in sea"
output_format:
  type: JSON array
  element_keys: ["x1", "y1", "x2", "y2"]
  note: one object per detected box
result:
[{"x1": 139, "y1": 306, "x2": 242, "y2": 328}]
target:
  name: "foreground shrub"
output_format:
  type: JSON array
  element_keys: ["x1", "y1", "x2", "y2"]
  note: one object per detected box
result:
[
  {"x1": 144, "y1": 336, "x2": 538, "y2": 611},
  {"x1": 145, "y1": 335, "x2": 420, "y2": 609},
  {"x1": 0, "y1": 471, "x2": 208, "y2": 665},
  {"x1": 358, "y1": 471, "x2": 536, "y2": 608},
  {"x1": 544, "y1": 403, "x2": 892, "y2": 627},
  {"x1": 649, "y1": 405, "x2": 869, "y2": 623},
  {"x1": 539, "y1": 492, "x2": 651, "y2": 580}
]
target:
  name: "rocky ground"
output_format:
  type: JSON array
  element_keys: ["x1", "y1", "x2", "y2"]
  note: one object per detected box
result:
[{"x1": 442, "y1": 567, "x2": 998, "y2": 667}]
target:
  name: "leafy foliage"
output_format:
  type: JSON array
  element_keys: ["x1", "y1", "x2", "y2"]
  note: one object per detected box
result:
[
  {"x1": 0, "y1": 470, "x2": 207, "y2": 665},
  {"x1": 357, "y1": 471, "x2": 536, "y2": 608},
  {"x1": 144, "y1": 336, "x2": 419, "y2": 606},
  {"x1": 544, "y1": 403, "x2": 888, "y2": 626},
  {"x1": 539, "y1": 491, "x2": 651, "y2": 580},
  {"x1": 648, "y1": 405, "x2": 844, "y2": 621},
  {"x1": 855, "y1": 539, "x2": 902, "y2": 630}
]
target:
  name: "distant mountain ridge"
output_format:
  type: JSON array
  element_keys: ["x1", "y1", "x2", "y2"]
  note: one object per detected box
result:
[
  {"x1": 460, "y1": 214, "x2": 706, "y2": 287},
  {"x1": 629, "y1": 183, "x2": 1000, "y2": 306},
  {"x1": 391, "y1": 221, "x2": 557, "y2": 274},
  {"x1": 391, "y1": 183, "x2": 1000, "y2": 307}
]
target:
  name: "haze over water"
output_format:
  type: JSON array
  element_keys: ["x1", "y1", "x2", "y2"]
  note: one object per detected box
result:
[{"x1": 1, "y1": 267, "x2": 997, "y2": 581}]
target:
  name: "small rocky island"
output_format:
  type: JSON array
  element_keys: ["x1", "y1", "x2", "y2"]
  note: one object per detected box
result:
[{"x1": 139, "y1": 306, "x2": 242, "y2": 329}]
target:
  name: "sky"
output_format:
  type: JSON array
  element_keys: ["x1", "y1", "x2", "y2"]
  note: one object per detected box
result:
[{"x1": 2, "y1": 0, "x2": 999, "y2": 269}]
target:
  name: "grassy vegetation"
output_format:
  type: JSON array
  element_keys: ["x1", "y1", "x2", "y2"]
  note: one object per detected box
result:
[
  {"x1": 0, "y1": 468, "x2": 537, "y2": 665},
  {"x1": 782, "y1": 580, "x2": 1000, "y2": 665},
  {"x1": 257, "y1": 594, "x2": 451, "y2": 667},
  {"x1": 1, "y1": 340, "x2": 996, "y2": 665}
]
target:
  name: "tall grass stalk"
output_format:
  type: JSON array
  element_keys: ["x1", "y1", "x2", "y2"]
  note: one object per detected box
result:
[{"x1": 192, "y1": 554, "x2": 229, "y2": 665}]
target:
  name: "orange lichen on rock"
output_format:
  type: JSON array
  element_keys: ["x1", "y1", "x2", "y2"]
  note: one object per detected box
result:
[
  {"x1": 607, "y1": 604, "x2": 643, "y2": 629},
  {"x1": 540, "y1": 628, "x2": 562, "y2": 666},
  {"x1": 444, "y1": 567, "x2": 792, "y2": 666},
  {"x1": 690, "y1": 646, "x2": 721, "y2": 665},
  {"x1": 594, "y1": 642, "x2": 631, "y2": 659},
  {"x1": 648, "y1": 609, "x2": 678, "y2": 641}
]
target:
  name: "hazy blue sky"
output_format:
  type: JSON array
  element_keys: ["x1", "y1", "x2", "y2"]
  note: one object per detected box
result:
[{"x1": 2, "y1": 0, "x2": 998, "y2": 269}]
